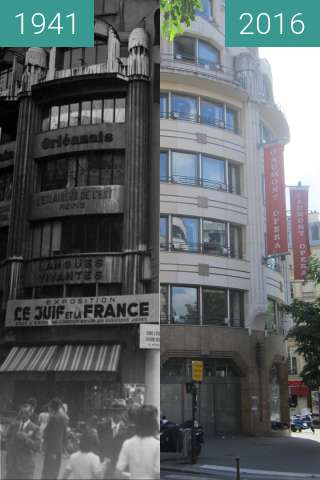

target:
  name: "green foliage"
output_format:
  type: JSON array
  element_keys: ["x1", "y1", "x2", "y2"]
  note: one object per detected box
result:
[
  {"x1": 160, "y1": 0, "x2": 202, "y2": 41},
  {"x1": 286, "y1": 256, "x2": 320, "y2": 387}
]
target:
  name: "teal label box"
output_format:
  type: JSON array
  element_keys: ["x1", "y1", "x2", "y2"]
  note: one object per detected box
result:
[
  {"x1": 0, "y1": 0, "x2": 94, "y2": 47},
  {"x1": 226, "y1": 0, "x2": 320, "y2": 47}
]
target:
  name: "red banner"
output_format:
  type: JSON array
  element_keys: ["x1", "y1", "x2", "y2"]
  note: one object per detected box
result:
[
  {"x1": 264, "y1": 144, "x2": 288, "y2": 255},
  {"x1": 290, "y1": 187, "x2": 310, "y2": 280}
]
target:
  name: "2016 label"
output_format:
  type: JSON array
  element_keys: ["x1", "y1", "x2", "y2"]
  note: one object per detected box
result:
[{"x1": 239, "y1": 12, "x2": 305, "y2": 36}]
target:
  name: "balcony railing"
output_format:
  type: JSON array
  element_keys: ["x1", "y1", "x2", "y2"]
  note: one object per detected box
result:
[
  {"x1": 160, "y1": 110, "x2": 239, "y2": 134},
  {"x1": 160, "y1": 241, "x2": 243, "y2": 259},
  {"x1": 161, "y1": 53, "x2": 240, "y2": 87},
  {"x1": 160, "y1": 174, "x2": 240, "y2": 194},
  {"x1": 160, "y1": 314, "x2": 244, "y2": 327}
]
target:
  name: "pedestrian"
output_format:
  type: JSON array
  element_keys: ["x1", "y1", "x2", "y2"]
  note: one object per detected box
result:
[
  {"x1": 41, "y1": 397, "x2": 68, "y2": 480},
  {"x1": 115, "y1": 405, "x2": 160, "y2": 479},
  {"x1": 62, "y1": 431, "x2": 107, "y2": 479},
  {"x1": 6, "y1": 403, "x2": 41, "y2": 479},
  {"x1": 38, "y1": 404, "x2": 50, "y2": 449},
  {"x1": 26, "y1": 397, "x2": 39, "y2": 425}
]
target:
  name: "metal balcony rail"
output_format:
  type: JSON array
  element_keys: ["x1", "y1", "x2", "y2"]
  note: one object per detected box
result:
[
  {"x1": 160, "y1": 241, "x2": 242, "y2": 259},
  {"x1": 160, "y1": 53, "x2": 239, "y2": 85},
  {"x1": 160, "y1": 110, "x2": 239, "y2": 134},
  {"x1": 160, "y1": 175, "x2": 239, "y2": 194},
  {"x1": 160, "y1": 314, "x2": 243, "y2": 327}
]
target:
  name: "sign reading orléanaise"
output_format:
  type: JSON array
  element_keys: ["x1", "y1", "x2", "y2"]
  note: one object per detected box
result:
[{"x1": 6, "y1": 294, "x2": 159, "y2": 327}]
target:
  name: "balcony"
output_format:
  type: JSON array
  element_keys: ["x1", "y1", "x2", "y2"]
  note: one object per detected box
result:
[
  {"x1": 161, "y1": 53, "x2": 241, "y2": 89},
  {"x1": 160, "y1": 110, "x2": 239, "y2": 134},
  {"x1": 160, "y1": 314, "x2": 244, "y2": 328},
  {"x1": 161, "y1": 174, "x2": 240, "y2": 195},
  {"x1": 160, "y1": 241, "x2": 243, "y2": 259}
]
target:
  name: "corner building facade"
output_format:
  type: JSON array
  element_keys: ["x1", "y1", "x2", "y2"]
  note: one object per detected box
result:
[
  {"x1": 160, "y1": 0, "x2": 291, "y2": 435},
  {"x1": 0, "y1": 0, "x2": 160, "y2": 420}
]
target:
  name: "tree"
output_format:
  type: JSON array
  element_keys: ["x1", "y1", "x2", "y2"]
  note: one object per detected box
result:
[
  {"x1": 161, "y1": 0, "x2": 202, "y2": 41},
  {"x1": 285, "y1": 256, "x2": 320, "y2": 387}
]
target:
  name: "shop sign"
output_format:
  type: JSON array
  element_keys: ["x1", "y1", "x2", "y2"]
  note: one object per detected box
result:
[
  {"x1": 30, "y1": 185, "x2": 123, "y2": 219},
  {"x1": 139, "y1": 324, "x2": 160, "y2": 349},
  {"x1": 41, "y1": 132, "x2": 113, "y2": 150},
  {"x1": 5, "y1": 294, "x2": 159, "y2": 327},
  {"x1": 290, "y1": 186, "x2": 311, "y2": 280},
  {"x1": 25, "y1": 255, "x2": 122, "y2": 286},
  {"x1": 192, "y1": 360, "x2": 204, "y2": 382},
  {"x1": 264, "y1": 144, "x2": 288, "y2": 255}
]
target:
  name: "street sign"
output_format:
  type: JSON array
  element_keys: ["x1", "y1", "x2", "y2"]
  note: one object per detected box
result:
[{"x1": 192, "y1": 360, "x2": 204, "y2": 382}]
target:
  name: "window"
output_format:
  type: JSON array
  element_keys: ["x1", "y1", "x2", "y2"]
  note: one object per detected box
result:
[
  {"x1": 203, "y1": 220, "x2": 227, "y2": 255},
  {"x1": 66, "y1": 284, "x2": 96, "y2": 297},
  {"x1": 171, "y1": 94, "x2": 197, "y2": 122},
  {"x1": 172, "y1": 217, "x2": 199, "y2": 251},
  {"x1": 34, "y1": 285, "x2": 63, "y2": 298},
  {"x1": 0, "y1": 170, "x2": 13, "y2": 201},
  {"x1": 0, "y1": 227, "x2": 8, "y2": 261},
  {"x1": 230, "y1": 224, "x2": 242, "y2": 258},
  {"x1": 203, "y1": 288, "x2": 226, "y2": 325},
  {"x1": 160, "y1": 93, "x2": 168, "y2": 119},
  {"x1": 226, "y1": 107, "x2": 237, "y2": 132},
  {"x1": 98, "y1": 283, "x2": 122, "y2": 296},
  {"x1": 174, "y1": 37, "x2": 196, "y2": 62},
  {"x1": 198, "y1": 40, "x2": 219, "y2": 69},
  {"x1": 32, "y1": 221, "x2": 61, "y2": 257},
  {"x1": 230, "y1": 290, "x2": 244, "y2": 327},
  {"x1": 160, "y1": 216, "x2": 168, "y2": 250},
  {"x1": 160, "y1": 151, "x2": 168, "y2": 182},
  {"x1": 171, "y1": 286, "x2": 198, "y2": 324},
  {"x1": 228, "y1": 163, "x2": 241, "y2": 194},
  {"x1": 200, "y1": 99, "x2": 224, "y2": 127},
  {"x1": 41, "y1": 97, "x2": 126, "y2": 132},
  {"x1": 202, "y1": 156, "x2": 225, "y2": 189},
  {"x1": 37, "y1": 151, "x2": 124, "y2": 191},
  {"x1": 62, "y1": 40, "x2": 108, "y2": 69},
  {"x1": 311, "y1": 224, "x2": 320, "y2": 241},
  {"x1": 172, "y1": 151, "x2": 197, "y2": 184},
  {"x1": 174, "y1": 36, "x2": 219, "y2": 69},
  {"x1": 290, "y1": 356, "x2": 298, "y2": 375},
  {"x1": 160, "y1": 285, "x2": 169, "y2": 324},
  {"x1": 196, "y1": 0, "x2": 213, "y2": 19}
]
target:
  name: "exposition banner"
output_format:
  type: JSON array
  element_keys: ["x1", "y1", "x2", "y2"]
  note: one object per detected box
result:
[
  {"x1": 5, "y1": 294, "x2": 159, "y2": 327},
  {"x1": 290, "y1": 187, "x2": 311, "y2": 280},
  {"x1": 264, "y1": 144, "x2": 288, "y2": 256}
]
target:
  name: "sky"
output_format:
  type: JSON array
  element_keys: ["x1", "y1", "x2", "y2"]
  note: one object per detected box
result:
[{"x1": 260, "y1": 47, "x2": 320, "y2": 213}]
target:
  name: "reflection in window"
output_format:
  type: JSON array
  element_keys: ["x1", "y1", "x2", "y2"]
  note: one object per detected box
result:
[
  {"x1": 203, "y1": 288, "x2": 226, "y2": 325},
  {"x1": 201, "y1": 99, "x2": 224, "y2": 127},
  {"x1": 160, "y1": 94, "x2": 168, "y2": 119},
  {"x1": 171, "y1": 94, "x2": 197, "y2": 122},
  {"x1": 230, "y1": 290, "x2": 244, "y2": 327},
  {"x1": 171, "y1": 286, "x2": 198, "y2": 324},
  {"x1": 196, "y1": 0, "x2": 213, "y2": 19},
  {"x1": 172, "y1": 217, "x2": 199, "y2": 251},
  {"x1": 198, "y1": 40, "x2": 219, "y2": 68},
  {"x1": 160, "y1": 151, "x2": 168, "y2": 182},
  {"x1": 160, "y1": 217, "x2": 168, "y2": 250},
  {"x1": 202, "y1": 156, "x2": 225, "y2": 189},
  {"x1": 203, "y1": 220, "x2": 227, "y2": 255},
  {"x1": 174, "y1": 37, "x2": 196, "y2": 62},
  {"x1": 226, "y1": 108, "x2": 237, "y2": 132},
  {"x1": 174, "y1": 36, "x2": 219, "y2": 69},
  {"x1": 160, "y1": 285, "x2": 169, "y2": 323},
  {"x1": 172, "y1": 151, "x2": 197, "y2": 184}
]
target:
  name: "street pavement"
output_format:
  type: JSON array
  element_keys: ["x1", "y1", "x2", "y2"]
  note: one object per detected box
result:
[{"x1": 161, "y1": 430, "x2": 320, "y2": 480}]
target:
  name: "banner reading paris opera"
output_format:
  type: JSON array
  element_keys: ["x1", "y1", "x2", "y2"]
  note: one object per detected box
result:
[
  {"x1": 264, "y1": 144, "x2": 288, "y2": 255},
  {"x1": 290, "y1": 187, "x2": 311, "y2": 280}
]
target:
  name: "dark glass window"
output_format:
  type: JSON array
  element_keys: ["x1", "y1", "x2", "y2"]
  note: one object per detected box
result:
[
  {"x1": 38, "y1": 158, "x2": 68, "y2": 191},
  {"x1": 66, "y1": 284, "x2": 96, "y2": 297},
  {"x1": 0, "y1": 169, "x2": 13, "y2": 201},
  {"x1": 160, "y1": 216, "x2": 168, "y2": 250},
  {"x1": 174, "y1": 37, "x2": 196, "y2": 62},
  {"x1": 41, "y1": 106, "x2": 50, "y2": 132},
  {"x1": 32, "y1": 221, "x2": 61, "y2": 257},
  {"x1": 203, "y1": 220, "x2": 227, "y2": 255},
  {"x1": 200, "y1": 99, "x2": 223, "y2": 127},
  {"x1": 98, "y1": 283, "x2": 122, "y2": 296},
  {"x1": 0, "y1": 227, "x2": 8, "y2": 261},
  {"x1": 172, "y1": 94, "x2": 197, "y2": 122},
  {"x1": 230, "y1": 290, "x2": 244, "y2": 327},
  {"x1": 202, "y1": 155, "x2": 225, "y2": 189},
  {"x1": 203, "y1": 288, "x2": 226, "y2": 325},
  {"x1": 160, "y1": 151, "x2": 168, "y2": 182},
  {"x1": 171, "y1": 286, "x2": 198, "y2": 324},
  {"x1": 172, "y1": 217, "x2": 199, "y2": 251},
  {"x1": 172, "y1": 151, "x2": 197, "y2": 185},
  {"x1": 34, "y1": 285, "x2": 63, "y2": 298}
]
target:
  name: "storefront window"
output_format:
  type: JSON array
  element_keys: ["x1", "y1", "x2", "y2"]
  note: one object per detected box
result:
[
  {"x1": 202, "y1": 155, "x2": 225, "y2": 189},
  {"x1": 160, "y1": 216, "x2": 168, "y2": 250},
  {"x1": 171, "y1": 94, "x2": 197, "y2": 122},
  {"x1": 203, "y1": 288, "x2": 226, "y2": 325},
  {"x1": 174, "y1": 37, "x2": 196, "y2": 62},
  {"x1": 203, "y1": 220, "x2": 226, "y2": 255},
  {"x1": 200, "y1": 99, "x2": 224, "y2": 127},
  {"x1": 230, "y1": 290, "x2": 244, "y2": 327},
  {"x1": 172, "y1": 151, "x2": 197, "y2": 185},
  {"x1": 0, "y1": 170, "x2": 13, "y2": 201},
  {"x1": 160, "y1": 151, "x2": 168, "y2": 182},
  {"x1": 171, "y1": 286, "x2": 199, "y2": 324},
  {"x1": 172, "y1": 217, "x2": 199, "y2": 251}
]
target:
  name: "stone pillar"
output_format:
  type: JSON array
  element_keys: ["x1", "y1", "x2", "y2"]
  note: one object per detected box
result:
[
  {"x1": 5, "y1": 93, "x2": 40, "y2": 300},
  {"x1": 122, "y1": 28, "x2": 150, "y2": 295}
]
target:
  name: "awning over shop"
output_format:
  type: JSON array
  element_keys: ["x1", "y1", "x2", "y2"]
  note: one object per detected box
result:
[
  {"x1": 289, "y1": 380, "x2": 309, "y2": 397},
  {"x1": 0, "y1": 345, "x2": 121, "y2": 373}
]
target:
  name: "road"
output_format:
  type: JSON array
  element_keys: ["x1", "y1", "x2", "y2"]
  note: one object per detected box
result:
[{"x1": 161, "y1": 467, "x2": 320, "y2": 480}]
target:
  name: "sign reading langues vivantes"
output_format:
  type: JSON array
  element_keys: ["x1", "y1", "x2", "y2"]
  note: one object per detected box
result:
[
  {"x1": 6, "y1": 294, "x2": 159, "y2": 327},
  {"x1": 264, "y1": 144, "x2": 288, "y2": 255},
  {"x1": 290, "y1": 186, "x2": 311, "y2": 280}
]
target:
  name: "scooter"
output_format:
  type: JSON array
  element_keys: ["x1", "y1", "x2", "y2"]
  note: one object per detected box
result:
[
  {"x1": 160, "y1": 418, "x2": 204, "y2": 459},
  {"x1": 291, "y1": 414, "x2": 315, "y2": 433}
]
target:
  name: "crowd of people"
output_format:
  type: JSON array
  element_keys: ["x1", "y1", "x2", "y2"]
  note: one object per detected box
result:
[{"x1": 4, "y1": 397, "x2": 160, "y2": 479}]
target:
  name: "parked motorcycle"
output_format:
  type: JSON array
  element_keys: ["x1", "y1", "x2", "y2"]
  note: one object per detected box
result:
[
  {"x1": 160, "y1": 417, "x2": 204, "y2": 460},
  {"x1": 291, "y1": 414, "x2": 315, "y2": 433}
]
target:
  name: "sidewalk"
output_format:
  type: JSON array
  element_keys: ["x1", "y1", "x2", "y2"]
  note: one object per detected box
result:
[{"x1": 161, "y1": 431, "x2": 320, "y2": 477}]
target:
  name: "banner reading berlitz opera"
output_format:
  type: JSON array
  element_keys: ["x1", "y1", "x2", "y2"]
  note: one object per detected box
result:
[
  {"x1": 290, "y1": 187, "x2": 311, "y2": 280},
  {"x1": 264, "y1": 144, "x2": 288, "y2": 255}
]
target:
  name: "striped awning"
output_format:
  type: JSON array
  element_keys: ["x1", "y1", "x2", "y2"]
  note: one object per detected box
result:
[
  {"x1": 0, "y1": 346, "x2": 57, "y2": 372},
  {"x1": 0, "y1": 345, "x2": 121, "y2": 373}
]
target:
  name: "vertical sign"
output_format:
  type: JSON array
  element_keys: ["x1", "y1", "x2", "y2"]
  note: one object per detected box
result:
[
  {"x1": 290, "y1": 187, "x2": 310, "y2": 280},
  {"x1": 264, "y1": 144, "x2": 288, "y2": 255}
]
